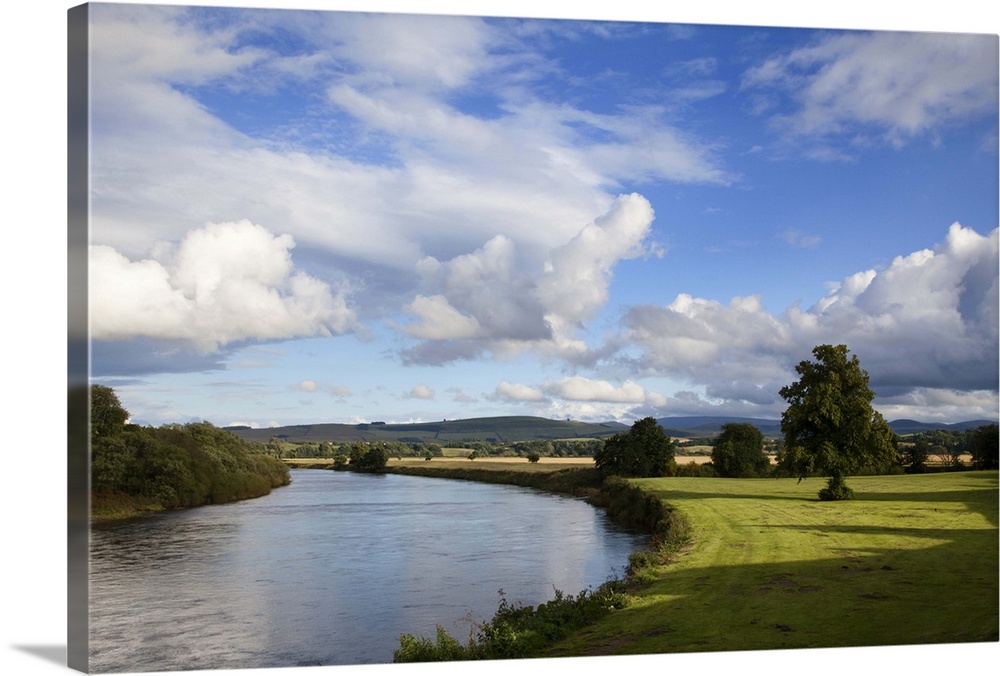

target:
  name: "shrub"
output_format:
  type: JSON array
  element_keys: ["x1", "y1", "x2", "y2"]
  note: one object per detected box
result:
[
  {"x1": 818, "y1": 475, "x2": 855, "y2": 501},
  {"x1": 394, "y1": 584, "x2": 630, "y2": 663}
]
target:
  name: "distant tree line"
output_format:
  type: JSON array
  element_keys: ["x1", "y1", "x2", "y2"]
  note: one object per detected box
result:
[
  {"x1": 585, "y1": 346, "x2": 999, "y2": 501},
  {"x1": 898, "y1": 424, "x2": 999, "y2": 472},
  {"x1": 90, "y1": 386, "x2": 290, "y2": 516},
  {"x1": 268, "y1": 437, "x2": 604, "y2": 461}
]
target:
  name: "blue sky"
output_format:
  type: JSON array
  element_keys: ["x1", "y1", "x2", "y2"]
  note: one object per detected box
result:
[{"x1": 84, "y1": 1, "x2": 999, "y2": 429}]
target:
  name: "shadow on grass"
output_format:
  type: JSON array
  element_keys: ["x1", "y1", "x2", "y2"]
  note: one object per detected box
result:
[
  {"x1": 644, "y1": 472, "x2": 999, "y2": 526},
  {"x1": 546, "y1": 472, "x2": 998, "y2": 659},
  {"x1": 858, "y1": 489, "x2": 998, "y2": 527},
  {"x1": 548, "y1": 534, "x2": 998, "y2": 659}
]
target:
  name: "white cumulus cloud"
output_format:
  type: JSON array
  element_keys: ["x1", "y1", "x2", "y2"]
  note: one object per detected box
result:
[
  {"x1": 622, "y1": 223, "x2": 999, "y2": 411},
  {"x1": 536, "y1": 193, "x2": 656, "y2": 325},
  {"x1": 408, "y1": 384, "x2": 436, "y2": 400},
  {"x1": 399, "y1": 193, "x2": 657, "y2": 364},
  {"x1": 542, "y1": 376, "x2": 648, "y2": 404},
  {"x1": 492, "y1": 381, "x2": 547, "y2": 403},
  {"x1": 90, "y1": 220, "x2": 356, "y2": 351}
]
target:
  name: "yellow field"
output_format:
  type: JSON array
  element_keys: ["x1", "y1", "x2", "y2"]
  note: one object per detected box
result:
[
  {"x1": 283, "y1": 455, "x2": 718, "y2": 468},
  {"x1": 286, "y1": 453, "x2": 979, "y2": 470}
]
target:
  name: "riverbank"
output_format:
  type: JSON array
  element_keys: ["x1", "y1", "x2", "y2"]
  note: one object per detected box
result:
[
  {"x1": 89, "y1": 476, "x2": 292, "y2": 522},
  {"x1": 382, "y1": 461, "x2": 689, "y2": 663},
  {"x1": 90, "y1": 492, "x2": 171, "y2": 522},
  {"x1": 368, "y1": 462, "x2": 998, "y2": 661}
]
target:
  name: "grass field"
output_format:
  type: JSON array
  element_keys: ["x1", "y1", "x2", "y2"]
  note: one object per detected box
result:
[{"x1": 547, "y1": 471, "x2": 998, "y2": 657}]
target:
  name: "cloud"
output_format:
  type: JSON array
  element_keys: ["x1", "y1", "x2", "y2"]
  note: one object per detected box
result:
[
  {"x1": 89, "y1": 6, "x2": 730, "y2": 285},
  {"x1": 407, "y1": 384, "x2": 435, "y2": 400},
  {"x1": 401, "y1": 235, "x2": 548, "y2": 342},
  {"x1": 542, "y1": 376, "x2": 648, "y2": 403},
  {"x1": 90, "y1": 220, "x2": 356, "y2": 351},
  {"x1": 868, "y1": 387, "x2": 1000, "y2": 423},
  {"x1": 90, "y1": 338, "x2": 230, "y2": 377},
  {"x1": 448, "y1": 387, "x2": 478, "y2": 404},
  {"x1": 401, "y1": 295, "x2": 485, "y2": 341},
  {"x1": 328, "y1": 385, "x2": 351, "y2": 398},
  {"x1": 621, "y1": 223, "x2": 999, "y2": 410},
  {"x1": 781, "y1": 228, "x2": 822, "y2": 249},
  {"x1": 742, "y1": 31, "x2": 998, "y2": 149},
  {"x1": 536, "y1": 193, "x2": 655, "y2": 325},
  {"x1": 398, "y1": 193, "x2": 656, "y2": 364},
  {"x1": 492, "y1": 381, "x2": 547, "y2": 402},
  {"x1": 327, "y1": 11, "x2": 495, "y2": 91},
  {"x1": 294, "y1": 380, "x2": 318, "y2": 392}
]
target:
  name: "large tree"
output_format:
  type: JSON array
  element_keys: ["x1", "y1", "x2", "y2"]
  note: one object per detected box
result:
[
  {"x1": 90, "y1": 384, "x2": 129, "y2": 440},
  {"x1": 711, "y1": 422, "x2": 770, "y2": 478},
  {"x1": 594, "y1": 417, "x2": 676, "y2": 478},
  {"x1": 779, "y1": 344, "x2": 897, "y2": 500},
  {"x1": 969, "y1": 424, "x2": 999, "y2": 470}
]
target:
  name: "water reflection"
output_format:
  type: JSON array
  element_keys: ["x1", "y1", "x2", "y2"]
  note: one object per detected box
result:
[{"x1": 89, "y1": 470, "x2": 645, "y2": 672}]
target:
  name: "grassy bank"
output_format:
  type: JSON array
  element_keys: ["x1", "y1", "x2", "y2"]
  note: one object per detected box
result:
[
  {"x1": 90, "y1": 493, "x2": 170, "y2": 522},
  {"x1": 546, "y1": 471, "x2": 998, "y2": 657},
  {"x1": 374, "y1": 462, "x2": 997, "y2": 660},
  {"x1": 290, "y1": 458, "x2": 997, "y2": 660}
]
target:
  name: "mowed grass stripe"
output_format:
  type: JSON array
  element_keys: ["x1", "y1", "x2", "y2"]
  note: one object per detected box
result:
[{"x1": 547, "y1": 471, "x2": 998, "y2": 657}]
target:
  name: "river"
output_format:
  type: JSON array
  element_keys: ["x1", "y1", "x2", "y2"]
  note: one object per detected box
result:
[{"x1": 88, "y1": 469, "x2": 646, "y2": 672}]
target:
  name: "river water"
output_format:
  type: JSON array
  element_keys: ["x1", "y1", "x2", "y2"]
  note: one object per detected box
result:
[{"x1": 88, "y1": 469, "x2": 646, "y2": 672}]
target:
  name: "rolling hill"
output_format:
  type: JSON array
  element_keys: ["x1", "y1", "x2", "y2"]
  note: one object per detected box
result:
[
  {"x1": 226, "y1": 416, "x2": 626, "y2": 445},
  {"x1": 225, "y1": 415, "x2": 996, "y2": 445}
]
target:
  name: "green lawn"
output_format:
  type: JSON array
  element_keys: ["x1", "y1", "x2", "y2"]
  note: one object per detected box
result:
[{"x1": 547, "y1": 471, "x2": 998, "y2": 657}]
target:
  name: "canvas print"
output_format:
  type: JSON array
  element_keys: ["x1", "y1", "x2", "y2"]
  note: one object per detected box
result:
[{"x1": 68, "y1": 2, "x2": 999, "y2": 674}]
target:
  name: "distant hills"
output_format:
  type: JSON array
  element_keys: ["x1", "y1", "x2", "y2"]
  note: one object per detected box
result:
[
  {"x1": 882, "y1": 419, "x2": 998, "y2": 436},
  {"x1": 655, "y1": 416, "x2": 781, "y2": 438},
  {"x1": 226, "y1": 416, "x2": 625, "y2": 445},
  {"x1": 225, "y1": 414, "x2": 996, "y2": 445},
  {"x1": 656, "y1": 416, "x2": 997, "y2": 438}
]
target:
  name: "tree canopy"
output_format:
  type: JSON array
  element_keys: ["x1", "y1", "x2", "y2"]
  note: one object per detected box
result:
[
  {"x1": 778, "y1": 344, "x2": 897, "y2": 500},
  {"x1": 348, "y1": 442, "x2": 390, "y2": 472},
  {"x1": 711, "y1": 422, "x2": 770, "y2": 478},
  {"x1": 90, "y1": 384, "x2": 129, "y2": 440},
  {"x1": 594, "y1": 417, "x2": 676, "y2": 478},
  {"x1": 969, "y1": 423, "x2": 999, "y2": 470},
  {"x1": 90, "y1": 386, "x2": 290, "y2": 515}
]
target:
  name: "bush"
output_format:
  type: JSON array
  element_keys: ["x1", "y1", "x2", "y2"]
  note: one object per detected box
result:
[
  {"x1": 818, "y1": 475, "x2": 855, "y2": 501},
  {"x1": 394, "y1": 584, "x2": 630, "y2": 663},
  {"x1": 394, "y1": 625, "x2": 475, "y2": 662}
]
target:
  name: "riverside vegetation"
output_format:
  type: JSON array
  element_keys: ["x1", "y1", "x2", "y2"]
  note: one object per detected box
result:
[
  {"x1": 387, "y1": 456, "x2": 998, "y2": 662},
  {"x1": 89, "y1": 386, "x2": 290, "y2": 521},
  {"x1": 389, "y1": 345, "x2": 998, "y2": 662},
  {"x1": 87, "y1": 343, "x2": 998, "y2": 660}
]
